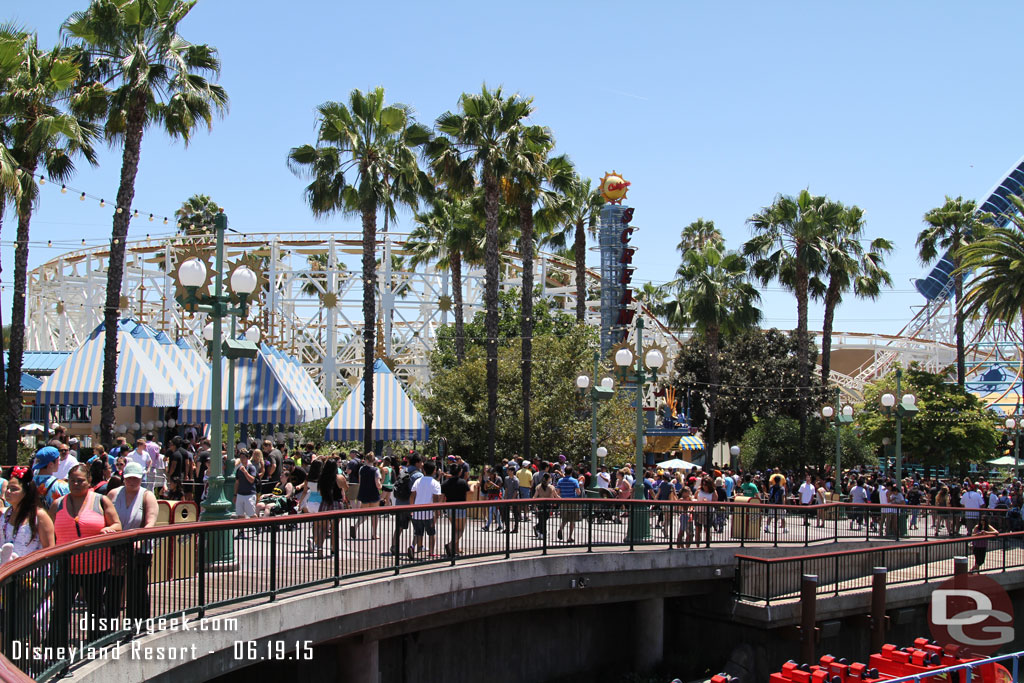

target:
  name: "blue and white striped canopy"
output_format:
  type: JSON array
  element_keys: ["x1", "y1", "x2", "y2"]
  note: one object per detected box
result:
[
  {"x1": 36, "y1": 325, "x2": 178, "y2": 407},
  {"x1": 174, "y1": 337, "x2": 210, "y2": 377},
  {"x1": 125, "y1": 321, "x2": 198, "y2": 400},
  {"x1": 325, "y1": 360, "x2": 428, "y2": 442},
  {"x1": 261, "y1": 344, "x2": 330, "y2": 421},
  {"x1": 177, "y1": 351, "x2": 314, "y2": 425}
]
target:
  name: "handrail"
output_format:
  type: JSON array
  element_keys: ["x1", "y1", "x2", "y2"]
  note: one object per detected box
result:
[
  {"x1": 0, "y1": 498, "x2": 1014, "y2": 681},
  {"x1": 880, "y1": 651, "x2": 1024, "y2": 683}
]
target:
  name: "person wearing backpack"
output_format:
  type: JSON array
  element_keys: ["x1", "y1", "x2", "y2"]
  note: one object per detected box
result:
[{"x1": 388, "y1": 455, "x2": 422, "y2": 556}]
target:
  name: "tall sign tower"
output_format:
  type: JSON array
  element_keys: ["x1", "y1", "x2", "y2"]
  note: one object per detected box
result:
[{"x1": 597, "y1": 172, "x2": 635, "y2": 355}]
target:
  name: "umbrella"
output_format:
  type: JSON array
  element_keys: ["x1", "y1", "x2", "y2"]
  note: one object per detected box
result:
[
  {"x1": 19, "y1": 423, "x2": 44, "y2": 432},
  {"x1": 656, "y1": 457, "x2": 699, "y2": 471}
]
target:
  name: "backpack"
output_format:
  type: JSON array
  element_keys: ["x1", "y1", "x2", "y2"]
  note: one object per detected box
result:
[
  {"x1": 870, "y1": 488, "x2": 880, "y2": 504},
  {"x1": 393, "y1": 470, "x2": 413, "y2": 501}
]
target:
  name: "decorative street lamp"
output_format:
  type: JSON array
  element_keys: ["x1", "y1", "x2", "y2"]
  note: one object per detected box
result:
[
  {"x1": 820, "y1": 387, "x2": 854, "y2": 480},
  {"x1": 1005, "y1": 416, "x2": 1020, "y2": 474},
  {"x1": 879, "y1": 368, "x2": 917, "y2": 485},
  {"x1": 614, "y1": 317, "x2": 664, "y2": 541},
  {"x1": 729, "y1": 444, "x2": 740, "y2": 469},
  {"x1": 174, "y1": 212, "x2": 260, "y2": 544},
  {"x1": 577, "y1": 351, "x2": 615, "y2": 493}
]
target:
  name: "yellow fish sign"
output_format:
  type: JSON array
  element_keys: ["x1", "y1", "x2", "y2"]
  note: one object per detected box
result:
[{"x1": 599, "y1": 171, "x2": 630, "y2": 204}]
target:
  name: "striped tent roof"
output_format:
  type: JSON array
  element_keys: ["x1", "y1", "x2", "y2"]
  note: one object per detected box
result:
[
  {"x1": 36, "y1": 325, "x2": 178, "y2": 407},
  {"x1": 261, "y1": 344, "x2": 330, "y2": 420},
  {"x1": 174, "y1": 337, "x2": 210, "y2": 377},
  {"x1": 125, "y1": 321, "x2": 198, "y2": 400},
  {"x1": 325, "y1": 360, "x2": 428, "y2": 442},
  {"x1": 177, "y1": 350, "x2": 315, "y2": 425},
  {"x1": 677, "y1": 435, "x2": 705, "y2": 450}
]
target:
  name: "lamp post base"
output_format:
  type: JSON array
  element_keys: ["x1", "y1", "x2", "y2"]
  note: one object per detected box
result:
[{"x1": 200, "y1": 476, "x2": 236, "y2": 566}]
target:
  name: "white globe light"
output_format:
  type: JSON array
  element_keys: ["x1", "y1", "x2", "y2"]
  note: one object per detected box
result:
[
  {"x1": 730, "y1": 445, "x2": 740, "y2": 456},
  {"x1": 145, "y1": 421, "x2": 154, "y2": 430},
  {"x1": 178, "y1": 259, "x2": 207, "y2": 287},
  {"x1": 882, "y1": 437, "x2": 891, "y2": 446},
  {"x1": 842, "y1": 405, "x2": 854, "y2": 417},
  {"x1": 902, "y1": 394, "x2": 916, "y2": 406},
  {"x1": 167, "y1": 418, "x2": 177, "y2": 428},
  {"x1": 615, "y1": 348, "x2": 633, "y2": 367},
  {"x1": 230, "y1": 265, "x2": 258, "y2": 295},
  {"x1": 880, "y1": 393, "x2": 896, "y2": 408},
  {"x1": 596, "y1": 446, "x2": 608, "y2": 459},
  {"x1": 156, "y1": 419, "x2": 165, "y2": 428},
  {"x1": 644, "y1": 348, "x2": 665, "y2": 370},
  {"x1": 576, "y1": 375, "x2": 590, "y2": 389},
  {"x1": 1007, "y1": 418, "x2": 1016, "y2": 430},
  {"x1": 821, "y1": 406, "x2": 834, "y2": 418},
  {"x1": 131, "y1": 422, "x2": 140, "y2": 431},
  {"x1": 244, "y1": 326, "x2": 261, "y2": 343},
  {"x1": 203, "y1": 322, "x2": 214, "y2": 341},
  {"x1": 600, "y1": 377, "x2": 615, "y2": 390}
]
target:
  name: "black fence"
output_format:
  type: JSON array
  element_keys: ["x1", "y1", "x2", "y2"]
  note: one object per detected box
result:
[{"x1": 0, "y1": 498, "x2": 1012, "y2": 681}]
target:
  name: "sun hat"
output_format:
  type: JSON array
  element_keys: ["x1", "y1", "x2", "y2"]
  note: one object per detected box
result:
[{"x1": 123, "y1": 462, "x2": 146, "y2": 479}]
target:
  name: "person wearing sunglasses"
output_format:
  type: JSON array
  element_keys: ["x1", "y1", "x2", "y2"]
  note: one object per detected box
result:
[{"x1": 50, "y1": 464, "x2": 121, "y2": 640}]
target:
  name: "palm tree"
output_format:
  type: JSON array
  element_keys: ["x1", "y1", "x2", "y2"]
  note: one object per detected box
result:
[
  {"x1": 960, "y1": 194, "x2": 1024, "y2": 345},
  {"x1": 175, "y1": 193, "x2": 221, "y2": 236},
  {"x1": 64, "y1": 0, "x2": 228, "y2": 444},
  {"x1": 678, "y1": 218, "x2": 724, "y2": 253},
  {"x1": 2, "y1": 37, "x2": 98, "y2": 464},
  {"x1": 504, "y1": 126, "x2": 554, "y2": 462},
  {"x1": 544, "y1": 159, "x2": 604, "y2": 322},
  {"x1": 663, "y1": 244, "x2": 761, "y2": 459},
  {"x1": 744, "y1": 190, "x2": 829, "y2": 459},
  {"x1": 288, "y1": 87, "x2": 429, "y2": 454},
  {"x1": 918, "y1": 196, "x2": 988, "y2": 388},
  {"x1": 430, "y1": 86, "x2": 534, "y2": 466},
  {"x1": 408, "y1": 193, "x2": 482, "y2": 363}
]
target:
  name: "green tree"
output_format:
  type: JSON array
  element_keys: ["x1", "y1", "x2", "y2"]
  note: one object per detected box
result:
[
  {"x1": 3, "y1": 36, "x2": 98, "y2": 465},
  {"x1": 818, "y1": 203, "x2": 893, "y2": 385},
  {"x1": 671, "y1": 328, "x2": 827, "y2": 449},
  {"x1": 662, "y1": 243, "x2": 761, "y2": 458},
  {"x1": 744, "y1": 190, "x2": 831, "y2": 460},
  {"x1": 544, "y1": 159, "x2": 604, "y2": 322},
  {"x1": 918, "y1": 196, "x2": 989, "y2": 389},
  {"x1": 857, "y1": 364, "x2": 998, "y2": 473},
  {"x1": 958, "y1": 194, "x2": 1024, "y2": 346},
  {"x1": 174, "y1": 193, "x2": 221, "y2": 236},
  {"x1": 64, "y1": 0, "x2": 229, "y2": 444},
  {"x1": 430, "y1": 86, "x2": 534, "y2": 465},
  {"x1": 287, "y1": 87, "x2": 429, "y2": 454},
  {"x1": 740, "y1": 416, "x2": 873, "y2": 473}
]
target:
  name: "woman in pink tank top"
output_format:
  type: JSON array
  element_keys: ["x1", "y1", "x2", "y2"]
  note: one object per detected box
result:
[{"x1": 50, "y1": 464, "x2": 121, "y2": 641}]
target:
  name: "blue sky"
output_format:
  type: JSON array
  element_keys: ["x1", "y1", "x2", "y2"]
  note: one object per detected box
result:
[{"x1": 6, "y1": 0, "x2": 1024, "y2": 337}]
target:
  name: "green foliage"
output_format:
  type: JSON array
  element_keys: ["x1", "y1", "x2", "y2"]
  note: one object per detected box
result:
[
  {"x1": 739, "y1": 416, "x2": 874, "y2": 472},
  {"x1": 671, "y1": 328, "x2": 828, "y2": 445},
  {"x1": 418, "y1": 323, "x2": 636, "y2": 467},
  {"x1": 431, "y1": 289, "x2": 579, "y2": 372},
  {"x1": 174, "y1": 193, "x2": 221, "y2": 235},
  {"x1": 857, "y1": 364, "x2": 999, "y2": 468}
]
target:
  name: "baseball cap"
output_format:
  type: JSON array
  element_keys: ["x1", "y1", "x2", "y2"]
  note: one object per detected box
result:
[
  {"x1": 124, "y1": 462, "x2": 146, "y2": 479},
  {"x1": 32, "y1": 446, "x2": 60, "y2": 471}
]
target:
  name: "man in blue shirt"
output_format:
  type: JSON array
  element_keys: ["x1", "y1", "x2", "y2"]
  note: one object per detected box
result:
[
  {"x1": 31, "y1": 446, "x2": 69, "y2": 510},
  {"x1": 556, "y1": 467, "x2": 581, "y2": 543}
]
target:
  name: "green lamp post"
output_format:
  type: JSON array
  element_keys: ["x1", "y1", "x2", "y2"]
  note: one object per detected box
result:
[
  {"x1": 820, "y1": 386, "x2": 854, "y2": 481},
  {"x1": 174, "y1": 212, "x2": 260, "y2": 565},
  {"x1": 1004, "y1": 416, "x2": 1020, "y2": 475},
  {"x1": 879, "y1": 367, "x2": 917, "y2": 485},
  {"x1": 576, "y1": 351, "x2": 615, "y2": 495},
  {"x1": 614, "y1": 317, "x2": 664, "y2": 541}
]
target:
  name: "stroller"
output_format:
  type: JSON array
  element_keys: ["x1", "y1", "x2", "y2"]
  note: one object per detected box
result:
[{"x1": 591, "y1": 487, "x2": 621, "y2": 524}]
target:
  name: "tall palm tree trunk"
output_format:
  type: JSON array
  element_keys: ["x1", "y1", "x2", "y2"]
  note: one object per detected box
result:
[
  {"x1": 0, "y1": 203, "x2": 10, "y2": 463},
  {"x1": 483, "y1": 170, "x2": 500, "y2": 467},
  {"x1": 520, "y1": 201, "x2": 534, "y2": 462},
  {"x1": 574, "y1": 218, "x2": 586, "y2": 323},
  {"x1": 452, "y1": 250, "x2": 465, "y2": 363},
  {"x1": 953, "y1": 261, "x2": 966, "y2": 389},
  {"x1": 820, "y1": 283, "x2": 840, "y2": 386},
  {"x1": 361, "y1": 207, "x2": 377, "y2": 454},
  {"x1": 795, "y1": 264, "x2": 810, "y2": 465},
  {"x1": 7, "y1": 170, "x2": 35, "y2": 463},
  {"x1": 706, "y1": 325, "x2": 720, "y2": 467},
  {"x1": 101, "y1": 99, "x2": 147, "y2": 446}
]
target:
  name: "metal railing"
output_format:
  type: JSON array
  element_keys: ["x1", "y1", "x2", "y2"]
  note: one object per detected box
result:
[
  {"x1": 879, "y1": 650, "x2": 1024, "y2": 683},
  {"x1": 0, "y1": 498, "x2": 1014, "y2": 681},
  {"x1": 735, "y1": 531, "x2": 1024, "y2": 604}
]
